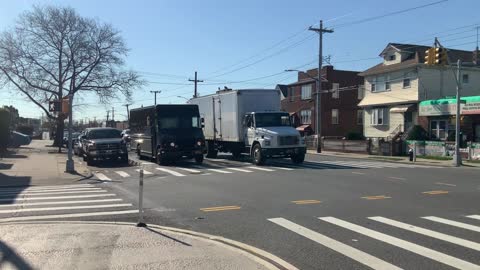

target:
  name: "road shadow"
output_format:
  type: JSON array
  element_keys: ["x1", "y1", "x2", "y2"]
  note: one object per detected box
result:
[
  {"x1": 0, "y1": 150, "x2": 27, "y2": 159},
  {"x1": 0, "y1": 240, "x2": 33, "y2": 270},
  {"x1": 0, "y1": 163, "x2": 13, "y2": 170},
  {"x1": 0, "y1": 173, "x2": 31, "y2": 205},
  {"x1": 143, "y1": 227, "x2": 191, "y2": 246}
]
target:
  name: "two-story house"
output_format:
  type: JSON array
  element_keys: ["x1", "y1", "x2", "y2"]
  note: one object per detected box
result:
[
  {"x1": 359, "y1": 43, "x2": 480, "y2": 142},
  {"x1": 279, "y1": 65, "x2": 364, "y2": 137}
]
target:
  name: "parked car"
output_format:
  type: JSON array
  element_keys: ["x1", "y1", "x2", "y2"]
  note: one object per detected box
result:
[
  {"x1": 9, "y1": 131, "x2": 32, "y2": 148},
  {"x1": 80, "y1": 128, "x2": 128, "y2": 166},
  {"x1": 63, "y1": 131, "x2": 80, "y2": 146},
  {"x1": 121, "y1": 129, "x2": 131, "y2": 150},
  {"x1": 73, "y1": 132, "x2": 84, "y2": 156}
]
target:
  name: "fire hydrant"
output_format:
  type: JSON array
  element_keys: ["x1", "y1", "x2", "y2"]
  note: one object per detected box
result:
[{"x1": 409, "y1": 148, "x2": 414, "y2": 162}]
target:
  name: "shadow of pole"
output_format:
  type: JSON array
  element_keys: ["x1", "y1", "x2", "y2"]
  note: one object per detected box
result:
[{"x1": 0, "y1": 240, "x2": 34, "y2": 270}]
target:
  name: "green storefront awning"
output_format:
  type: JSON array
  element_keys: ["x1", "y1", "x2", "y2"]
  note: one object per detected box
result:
[{"x1": 419, "y1": 95, "x2": 480, "y2": 116}]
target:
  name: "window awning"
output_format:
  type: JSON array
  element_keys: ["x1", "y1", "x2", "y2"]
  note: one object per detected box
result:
[
  {"x1": 296, "y1": 125, "x2": 311, "y2": 131},
  {"x1": 419, "y1": 95, "x2": 480, "y2": 116},
  {"x1": 390, "y1": 105, "x2": 414, "y2": 113}
]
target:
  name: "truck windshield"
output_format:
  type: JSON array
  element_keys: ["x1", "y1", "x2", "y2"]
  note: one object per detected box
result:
[
  {"x1": 255, "y1": 113, "x2": 291, "y2": 127},
  {"x1": 88, "y1": 129, "x2": 121, "y2": 139},
  {"x1": 159, "y1": 116, "x2": 200, "y2": 129}
]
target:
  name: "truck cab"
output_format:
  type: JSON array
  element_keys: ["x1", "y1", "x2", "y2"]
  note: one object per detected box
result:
[{"x1": 243, "y1": 111, "x2": 306, "y2": 165}]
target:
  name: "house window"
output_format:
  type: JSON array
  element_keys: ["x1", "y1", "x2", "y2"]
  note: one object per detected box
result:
[
  {"x1": 371, "y1": 75, "x2": 390, "y2": 92},
  {"x1": 370, "y1": 108, "x2": 386, "y2": 126},
  {"x1": 385, "y1": 79, "x2": 391, "y2": 90},
  {"x1": 301, "y1": 84, "x2": 312, "y2": 100},
  {"x1": 358, "y1": 85, "x2": 364, "y2": 99},
  {"x1": 403, "y1": 78, "x2": 411, "y2": 88},
  {"x1": 289, "y1": 87, "x2": 294, "y2": 102},
  {"x1": 332, "y1": 83, "x2": 339, "y2": 99},
  {"x1": 357, "y1": 110, "x2": 364, "y2": 125},
  {"x1": 389, "y1": 54, "x2": 396, "y2": 61},
  {"x1": 462, "y1": 74, "x2": 469, "y2": 84},
  {"x1": 300, "y1": 110, "x2": 311, "y2": 124},
  {"x1": 430, "y1": 120, "x2": 448, "y2": 140},
  {"x1": 332, "y1": 109, "x2": 339, "y2": 124},
  {"x1": 371, "y1": 83, "x2": 376, "y2": 92}
]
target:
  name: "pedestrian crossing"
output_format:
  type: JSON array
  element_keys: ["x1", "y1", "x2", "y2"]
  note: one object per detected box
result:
[
  {"x1": 90, "y1": 159, "x2": 436, "y2": 181},
  {"x1": 269, "y1": 214, "x2": 480, "y2": 269},
  {"x1": 0, "y1": 184, "x2": 137, "y2": 223}
]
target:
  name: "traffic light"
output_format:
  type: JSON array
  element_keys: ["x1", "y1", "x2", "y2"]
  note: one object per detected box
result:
[
  {"x1": 434, "y1": 47, "x2": 447, "y2": 65},
  {"x1": 424, "y1": 48, "x2": 435, "y2": 65}
]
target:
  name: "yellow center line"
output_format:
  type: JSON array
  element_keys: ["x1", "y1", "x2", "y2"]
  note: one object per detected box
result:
[
  {"x1": 422, "y1": 190, "x2": 449, "y2": 195},
  {"x1": 361, "y1": 195, "x2": 391, "y2": 200},
  {"x1": 291, "y1": 200, "x2": 321, "y2": 205},
  {"x1": 200, "y1": 205, "x2": 241, "y2": 212}
]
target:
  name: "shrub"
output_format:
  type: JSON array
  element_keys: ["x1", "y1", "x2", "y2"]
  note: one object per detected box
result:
[{"x1": 406, "y1": 125, "x2": 428, "y2": 140}]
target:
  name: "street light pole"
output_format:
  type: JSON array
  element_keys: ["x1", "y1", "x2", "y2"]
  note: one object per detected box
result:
[
  {"x1": 454, "y1": 59, "x2": 462, "y2": 167},
  {"x1": 65, "y1": 93, "x2": 74, "y2": 173},
  {"x1": 150, "y1": 90, "x2": 161, "y2": 105}
]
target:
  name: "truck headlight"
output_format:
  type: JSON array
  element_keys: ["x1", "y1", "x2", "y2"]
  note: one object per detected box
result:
[
  {"x1": 88, "y1": 142, "x2": 96, "y2": 150},
  {"x1": 170, "y1": 142, "x2": 175, "y2": 147}
]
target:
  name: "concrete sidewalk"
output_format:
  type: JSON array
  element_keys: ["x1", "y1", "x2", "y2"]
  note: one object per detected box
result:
[
  {"x1": 0, "y1": 140, "x2": 91, "y2": 187},
  {"x1": 0, "y1": 222, "x2": 293, "y2": 270},
  {"x1": 307, "y1": 150, "x2": 480, "y2": 168}
]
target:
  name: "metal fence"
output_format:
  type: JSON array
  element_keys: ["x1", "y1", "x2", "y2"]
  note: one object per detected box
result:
[{"x1": 406, "y1": 140, "x2": 480, "y2": 160}]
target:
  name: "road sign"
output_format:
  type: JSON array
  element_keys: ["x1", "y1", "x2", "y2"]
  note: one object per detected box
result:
[{"x1": 49, "y1": 101, "x2": 61, "y2": 112}]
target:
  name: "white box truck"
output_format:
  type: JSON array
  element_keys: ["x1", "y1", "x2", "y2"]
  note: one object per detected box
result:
[{"x1": 189, "y1": 89, "x2": 306, "y2": 165}]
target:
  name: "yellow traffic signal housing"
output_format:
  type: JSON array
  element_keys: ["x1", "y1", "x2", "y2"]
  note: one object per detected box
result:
[
  {"x1": 424, "y1": 48, "x2": 435, "y2": 65},
  {"x1": 434, "y1": 47, "x2": 447, "y2": 65}
]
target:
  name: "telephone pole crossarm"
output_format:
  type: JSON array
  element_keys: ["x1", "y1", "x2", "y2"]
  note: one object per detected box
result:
[{"x1": 188, "y1": 71, "x2": 204, "y2": 98}]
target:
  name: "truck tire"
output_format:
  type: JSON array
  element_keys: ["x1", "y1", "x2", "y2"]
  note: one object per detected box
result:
[
  {"x1": 194, "y1": 154, "x2": 204, "y2": 164},
  {"x1": 291, "y1": 153, "x2": 305, "y2": 164},
  {"x1": 206, "y1": 141, "x2": 217, "y2": 158},
  {"x1": 156, "y1": 148, "x2": 168, "y2": 165},
  {"x1": 252, "y1": 144, "x2": 266, "y2": 165}
]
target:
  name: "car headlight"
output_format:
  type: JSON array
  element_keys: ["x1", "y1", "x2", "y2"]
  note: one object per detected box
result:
[
  {"x1": 197, "y1": 140, "x2": 202, "y2": 146},
  {"x1": 88, "y1": 142, "x2": 96, "y2": 150},
  {"x1": 170, "y1": 142, "x2": 175, "y2": 147}
]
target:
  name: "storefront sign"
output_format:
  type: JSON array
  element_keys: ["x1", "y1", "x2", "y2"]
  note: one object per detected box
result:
[{"x1": 419, "y1": 96, "x2": 480, "y2": 116}]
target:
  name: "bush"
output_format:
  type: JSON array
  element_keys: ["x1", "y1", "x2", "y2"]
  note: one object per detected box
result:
[
  {"x1": 0, "y1": 108, "x2": 11, "y2": 152},
  {"x1": 405, "y1": 125, "x2": 428, "y2": 140},
  {"x1": 345, "y1": 132, "x2": 364, "y2": 140}
]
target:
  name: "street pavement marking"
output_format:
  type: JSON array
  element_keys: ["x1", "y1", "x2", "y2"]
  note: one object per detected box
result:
[
  {"x1": 207, "y1": 168, "x2": 232, "y2": 174},
  {"x1": 176, "y1": 167, "x2": 202, "y2": 173},
  {"x1": 466, "y1": 215, "x2": 480, "y2": 221},
  {"x1": 314, "y1": 161, "x2": 379, "y2": 168},
  {"x1": 319, "y1": 217, "x2": 480, "y2": 270},
  {"x1": 291, "y1": 200, "x2": 321, "y2": 205},
  {"x1": 0, "y1": 194, "x2": 116, "y2": 202},
  {"x1": 0, "y1": 188, "x2": 102, "y2": 195},
  {"x1": 205, "y1": 159, "x2": 231, "y2": 162},
  {"x1": 361, "y1": 195, "x2": 391, "y2": 200},
  {"x1": 0, "y1": 210, "x2": 139, "y2": 223},
  {"x1": 0, "y1": 199, "x2": 123, "y2": 208},
  {"x1": 227, "y1": 167, "x2": 253, "y2": 173},
  {"x1": 200, "y1": 205, "x2": 241, "y2": 212},
  {"x1": 0, "y1": 190, "x2": 107, "y2": 197},
  {"x1": 115, "y1": 171, "x2": 130, "y2": 177},
  {"x1": 351, "y1": 172, "x2": 365, "y2": 175},
  {"x1": 0, "y1": 203, "x2": 132, "y2": 214},
  {"x1": 422, "y1": 216, "x2": 480, "y2": 233},
  {"x1": 247, "y1": 166, "x2": 275, "y2": 172},
  {"x1": 155, "y1": 167, "x2": 186, "y2": 177},
  {"x1": 388, "y1": 177, "x2": 406, "y2": 181},
  {"x1": 435, "y1": 182, "x2": 457, "y2": 187},
  {"x1": 200, "y1": 173, "x2": 211, "y2": 176},
  {"x1": 369, "y1": 216, "x2": 480, "y2": 251},
  {"x1": 0, "y1": 184, "x2": 94, "y2": 191},
  {"x1": 422, "y1": 190, "x2": 449, "y2": 195},
  {"x1": 94, "y1": 173, "x2": 111, "y2": 181},
  {"x1": 271, "y1": 167, "x2": 294, "y2": 171},
  {"x1": 135, "y1": 169, "x2": 153, "y2": 175},
  {"x1": 268, "y1": 218, "x2": 402, "y2": 270}
]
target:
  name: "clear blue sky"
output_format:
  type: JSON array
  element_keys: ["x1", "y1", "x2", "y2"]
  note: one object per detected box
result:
[{"x1": 1, "y1": 0, "x2": 479, "y2": 121}]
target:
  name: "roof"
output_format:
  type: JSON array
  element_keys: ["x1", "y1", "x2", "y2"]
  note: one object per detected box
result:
[
  {"x1": 360, "y1": 43, "x2": 476, "y2": 76},
  {"x1": 275, "y1": 84, "x2": 288, "y2": 97}
]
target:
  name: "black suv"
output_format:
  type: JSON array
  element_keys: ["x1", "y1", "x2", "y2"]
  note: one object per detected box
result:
[{"x1": 80, "y1": 128, "x2": 128, "y2": 166}]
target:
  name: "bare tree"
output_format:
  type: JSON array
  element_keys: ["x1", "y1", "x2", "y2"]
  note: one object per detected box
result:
[{"x1": 0, "y1": 6, "x2": 143, "y2": 147}]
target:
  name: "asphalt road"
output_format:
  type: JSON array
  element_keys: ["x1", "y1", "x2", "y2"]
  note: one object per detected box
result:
[{"x1": 3, "y1": 152, "x2": 479, "y2": 270}]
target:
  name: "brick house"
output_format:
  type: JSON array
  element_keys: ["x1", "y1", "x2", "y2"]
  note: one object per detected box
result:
[{"x1": 278, "y1": 65, "x2": 364, "y2": 137}]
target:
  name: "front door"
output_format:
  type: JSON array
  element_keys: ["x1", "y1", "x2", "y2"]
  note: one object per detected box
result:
[
  {"x1": 404, "y1": 111, "x2": 413, "y2": 131},
  {"x1": 244, "y1": 115, "x2": 255, "y2": 147}
]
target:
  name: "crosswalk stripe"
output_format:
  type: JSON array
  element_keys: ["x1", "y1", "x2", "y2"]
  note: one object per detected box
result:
[
  {"x1": 0, "y1": 188, "x2": 102, "y2": 195},
  {"x1": 135, "y1": 169, "x2": 153, "y2": 175},
  {"x1": 0, "y1": 194, "x2": 116, "y2": 202},
  {"x1": 318, "y1": 161, "x2": 383, "y2": 168},
  {"x1": 227, "y1": 167, "x2": 253, "y2": 173},
  {"x1": 155, "y1": 167, "x2": 186, "y2": 177},
  {"x1": 319, "y1": 217, "x2": 480, "y2": 270},
  {"x1": 0, "y1": 184, "x2": 94, "y2": 191},
  {"x1": 268, "y1": 218, "x2": 402, "y2": 270},
  {"x1": 369, "y1": 216, "x2": 480, "y2": 251},
  {"x1": 422, "y1": 216, "x2": 480, "y2": 233},
  {"x1": 0, "y1": 190, "x2": 107, "y2": 197},
  {"x1": 0, "y1": 210, "x2": 139, "y2": 223},
  {"x1": 0, "y1": 203, "x2": 132, "y2": 214},
  {"x1": 207, "y1": 168, "x2": 232, "y2": 174},
  {"x1": 272, "y1": 167, "x2": 295, "y2": 171},
  {"x1": 247, "y1": 166, "x2": 275, "y2": 172},
  {"x1": 466, "y1": 215, "x2": 480, "y2": 221},
  {"x1": 176, "y1": 167, "x2": 202, "y2": 173},
  {"x1": 94, "y1": 173, "x2": 111, "y2": 181},
  {"x1": 0, "y1": 198, "x2": 123, "y2": 208},
  {"x1": 301, "y1": 162, "x2": 355, "y2": 169},
  {"x1": 115, "y1": 171, "x2": 130, "y2": 177}
]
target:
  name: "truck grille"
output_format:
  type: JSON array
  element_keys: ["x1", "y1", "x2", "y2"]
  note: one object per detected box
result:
[
  {"x1": 279, "y1": 136, "x2": 299, "y2": 146},
  {"x1": 96, "y1": 143, "x2": 120, "y2": 150}
]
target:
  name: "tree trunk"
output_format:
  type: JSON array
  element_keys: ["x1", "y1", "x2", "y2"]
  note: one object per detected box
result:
[{"x1": 53, "y1": 118, "x2": 64, "y2": 152}]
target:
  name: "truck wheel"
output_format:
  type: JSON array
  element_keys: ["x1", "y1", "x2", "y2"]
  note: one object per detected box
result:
[
  {"x1": 156, "y1": 148, "x2": 168, "y2": 165},
  {"x1": 194, "y1": 154, "x2": 204, "y2": 164},
  {"x1": 252, "y1": 144, "x2": 266, "y2": 165},
  {"x1": 206, "y1": 141, "x2": 217, "y2": 158},
  {"x1": 291, "y1": 153, "x2": 305, "y2": 164}
]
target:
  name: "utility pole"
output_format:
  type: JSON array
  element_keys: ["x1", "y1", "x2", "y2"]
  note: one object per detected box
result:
[
  {"x1": 65, "y1": 93, "x2": 74, "y2": 173},
  {"x1": 189, "y1": 71, "x2": 203, "y2": 98},
  {"x1": 454, "y1": 59, "x2": 462, "y2": 167},
  {"x1": 150, "y1": 90, "x2": 161, "y2": 105},
  {"x1": 106, "y1": 110, "x2": 110, "y2": 124},
  {"x1": 309, "y1": 20, "x2": 333, "y2": 153},
  {"x1": 123, "y1": 104, "x2": 132, "y2": 124}
]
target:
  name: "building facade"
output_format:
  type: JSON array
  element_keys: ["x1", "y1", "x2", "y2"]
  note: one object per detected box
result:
[{"x1": 279, "y1": 65, "x2": 364, "y2": 137}]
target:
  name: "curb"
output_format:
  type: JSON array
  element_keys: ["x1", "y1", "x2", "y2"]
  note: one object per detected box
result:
[{"x1": 3, "y1": 220, "x2": 298, "y2": 270}]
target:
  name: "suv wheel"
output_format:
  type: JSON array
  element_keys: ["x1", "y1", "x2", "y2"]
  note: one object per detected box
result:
[
  {"x1": 194, "y1": 154, "x2": 204, "y2": 164},
  {"x1": 291, "y1": 153, "x2": 305, "y2": 164}
]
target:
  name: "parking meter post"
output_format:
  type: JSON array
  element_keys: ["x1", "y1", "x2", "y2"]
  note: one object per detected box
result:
[
  {"x1": 413, "y1": 142, "x2": 417, "y2": 163},
  {"x1": 136, "y1": 166, "x2": 146, "y2": 227}
]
